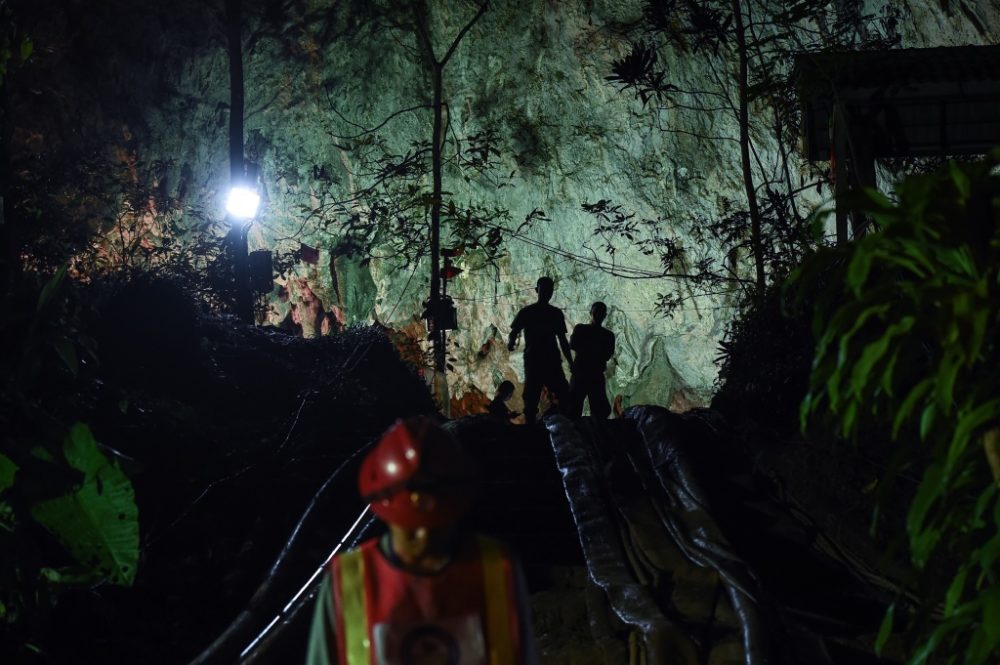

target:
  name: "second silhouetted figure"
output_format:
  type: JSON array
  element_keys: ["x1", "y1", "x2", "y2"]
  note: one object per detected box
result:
[
  {"x1": 508, "y1": 277, "x2": 572, "y2": 425},
  {"x1": 569, "y1": 301, "x2": 615, "y2": 419}
]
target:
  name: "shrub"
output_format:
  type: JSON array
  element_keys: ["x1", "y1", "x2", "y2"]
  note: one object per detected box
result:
[{"x1": 793, "y1": 153, "x2": 1000, "y2": 664}]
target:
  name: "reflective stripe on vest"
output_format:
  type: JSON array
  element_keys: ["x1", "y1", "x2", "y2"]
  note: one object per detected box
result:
[
  {"x1": 336, "y1": 548, "x2": 372, "y2": 665},
  {"x1": 333, "y1": 537, "x2": 518, "y2": 665},
  {"x1": 478, "y1": 536, "x2": 515, "y2": 665}
]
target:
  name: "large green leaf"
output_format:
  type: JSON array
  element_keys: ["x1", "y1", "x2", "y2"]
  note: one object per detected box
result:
[
  {"x1": 982, "y1": 587, "x2": 1000, "y2": 656},
  {"x1": 947, "y1": 161, "x2": 971, "y2": 204},
  {"x1": 907, "y1": 463, "x2": 943, "y2": 566},
  {"x1": 35, "y1": 264, "x2": 67, "y2": 313},
  {"x1": 30, "y1": 424, "x2": 138, "y2": 586},
  {"x1": 892, "y1": 379, "x2": 932, "y2": 439},
  {"x1": 934, "y1": 349, "x2": 964, "y2": 415},
  {"x1": 0, "y1": 453, "x2": 17, "y2": 494},
  {"x1": 875, "y1": 603, "x2": 895, "y2": 655},
  {"x1": 945, "y1": 399, "x2": 1000, "y2": 479},
  {"x1": 980, "y1": 533, "x2": 1000, "y2": 572},
  {"x1": 849, "y1": 315, "x2": 915, "y2": 401},
  {"x1": 965, "y1": 589, "x2": 1000, "y2": 665},
  {"x1": 945, "y1": 568, "x2": 968, "y2": 616},
  {"x1": 909, "y1": 619, "x2": 950, "y2": 665},
  {"x1": 973, "y1": 486, "x2": 997, "y2": 529}
]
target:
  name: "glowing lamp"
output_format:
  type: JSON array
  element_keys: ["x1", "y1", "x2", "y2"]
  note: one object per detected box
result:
[{"x1": 226, "y1": 186, "x2": 260, "y2": 219}]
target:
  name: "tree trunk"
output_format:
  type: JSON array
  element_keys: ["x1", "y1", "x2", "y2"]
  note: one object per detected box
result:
[
  {"x1": 227, "y1": 0, "x2": 245, "y2": 183},
  {"x1": 732, "y1": 0, "x2": 766, "y2": 298},
  {"x1": 430, "y1": 62, "x2": 445, "y2": 372},
  {"x1": 412, "y1": 0, "x2": 487, "y2": 377}
]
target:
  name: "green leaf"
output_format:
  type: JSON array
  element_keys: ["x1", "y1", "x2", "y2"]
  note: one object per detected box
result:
[
  {"x1": 893, "y1": 379, "x2": 932, "y2": 439},
  {"x1": 30, "y1": 446, "x2": 55, "y2": 463},
  {"x1": 0, "y1": 453, "x2": 18, "y2": 494},
  {"x1": 966, "y1": 589, "x2": 1000, "y2": 665},
  {"x1": 977, "y1": 533, "x2": 1000, "y2": 572},
  {"x1": 19, "y1": 38, "x2": 33, "y2": 62},
  {"x1": 946, "y1": 399, "x2": 1000, "y2": 478},
  {"x1": 983, "y1": 588, "x2": 1000, "y2": 653},
  {"x1": 911, "y1": 527, "x2": 940, "y2": 570},
  {"x1": 934, "y1": 349, "x2": 963, "y2": 415},
  {"x1": 966, "y1": 284, "x2": 990, "y2": 362},
  {"x1": 849, "y1": 315, "x2": 915, "y2": 400},
  {"x1": 842, "y1": 401, "x2": 858, "y2": 436},
  {"x1": 846, "y1": 247, "x2": 875, "y2": 295},
  {"x1": 879, "y1": 346, "x2": 901, "y2": 398},
  {"x1": 40, "y1": 565, "x2": 111, "y2": 587},
  {"x1": 839, "y1": 186, "x2": 897, "y2": 219},
  {"x1": 53, "y1": 337, "x2": 78, "y2": 376},
  {"x1": 36, "y1": 264, "x2": 68, "y2": 313},
  {"x1": 875, "y1": 603, "x2": 894, "y2": 655},
  {"x1": 894, "y1": 238, "x2": 937, "y2": 276},
  {"x1": 909, "y1": 619, "x2": 948, "y2": 665},
  {"x1": 948, "y1": 161, "x2": 971, "y2": 203},
  {"x1": 836, "y1": 302, "x2": 891, "y2": 368},
  {"x1": 798, "y1": 392, "x2": 813, "y2": 432},
  {"x1": 827, "y1": 302, "x2": 891, "y2": 411},
  {"x1": 945, "y1": 568, "x2": 967, "y2": 615},
  {"x1": 920, "y1": 403, "x2": 936, "y2": 441},
  {"x1": 974, "y1": 485, "x2": 997, "y2": 528},
  {"x1": 30, "y1": 424, "x2": 139, "y2": 586},
  {"x1": 947, "y1": 247, "x2": 977, "y2": 278},
  {"x1": 908, "y1": 463, "x2": 943, "y2": 563}
]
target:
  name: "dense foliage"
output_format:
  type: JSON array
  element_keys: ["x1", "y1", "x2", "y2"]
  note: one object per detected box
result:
[
  {"x1": 711, "y1": 283, "x2": 814, "y2": 433},
  {"x1": 0, "y1": 269, "x2": 139, "y2": 658},
  {"x1": 1, "y1": 271, "x2": 437, "y2": 663},
  {"x1": 794, "y1": 154, "x2": 1000, "y2": 664}
]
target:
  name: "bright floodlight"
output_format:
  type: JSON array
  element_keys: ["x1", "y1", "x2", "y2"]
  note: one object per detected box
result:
[{"x1": 226, "y1": 186, "x2": 260, "y2": 219}]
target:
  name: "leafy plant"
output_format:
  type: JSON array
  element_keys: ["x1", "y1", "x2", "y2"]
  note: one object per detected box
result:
[
  {"x1": 1, "y1": 268, "x2": 139, "y2": 655},
  {"x1": 793, "y1": 153, "x2": 1000, "y2": 664},
  {"x1": 605, "y1": 42, "x2": 677, "y2": 107},
  {"x1": 29, "y1": 423, "x2": 138, "y2": 586}
]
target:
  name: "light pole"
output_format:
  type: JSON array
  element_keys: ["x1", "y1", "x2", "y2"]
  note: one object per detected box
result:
[
  {"x1": 226, "y1": 180, "x2": 259, "y2": 324},
  {"x1": 224, "y1": 0, "x2": 256, "y2": 324}
]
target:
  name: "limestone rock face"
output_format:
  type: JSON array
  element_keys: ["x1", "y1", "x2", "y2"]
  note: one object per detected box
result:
[{"x1": 12, "y1": 0, "x2": 997, "y2": 414}]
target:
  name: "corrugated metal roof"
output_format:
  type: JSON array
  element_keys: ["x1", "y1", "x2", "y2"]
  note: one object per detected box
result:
[
  {"x1": 796, "y1": 45, "x2": 1000, "y2": 160},
  {"x1": 794, "y1": 45, "x2": 1000, "y2": 92}
]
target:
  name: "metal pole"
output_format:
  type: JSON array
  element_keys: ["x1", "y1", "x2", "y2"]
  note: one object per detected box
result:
[
  {"x1": 235, "y1": 220, "x2": 251, "y2": 323},
  {"x1": 226, "y1": 0, "x2": 251, "y2": 323}
]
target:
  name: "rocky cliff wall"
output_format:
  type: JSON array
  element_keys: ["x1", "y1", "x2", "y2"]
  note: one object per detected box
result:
[{"x1": 12, "y1": 0, "x2": 999, "y2": 414}]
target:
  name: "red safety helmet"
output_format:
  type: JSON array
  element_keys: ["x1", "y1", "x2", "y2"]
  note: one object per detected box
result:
[{"x1": 359, "y1": 417, "x2": 476, "y2": 528}]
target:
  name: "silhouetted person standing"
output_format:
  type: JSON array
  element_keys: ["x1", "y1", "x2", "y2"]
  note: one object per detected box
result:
[
  {"x1": 569, "y1": 301, "x2": 615, "y2": 419},
  {"x1": 508, "y1": 277, "x2": 572, "y2": 425}
]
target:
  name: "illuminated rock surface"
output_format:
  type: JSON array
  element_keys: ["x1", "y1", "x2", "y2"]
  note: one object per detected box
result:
[
  {"x1": 12, "y1": 1, "x2": 998, "y2": 412},
  {"x1": 5, "y1": 3, "x2": 998, "y2": 664}
]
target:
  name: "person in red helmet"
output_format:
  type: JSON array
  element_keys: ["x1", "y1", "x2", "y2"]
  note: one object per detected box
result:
[{"x1": 306, "y1": 417, "x2": 537, "y2": 665}]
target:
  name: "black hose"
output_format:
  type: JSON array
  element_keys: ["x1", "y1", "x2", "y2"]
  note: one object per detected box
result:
[{"x1": 187, "y1": 442, "x2": 373, "y2": 665}]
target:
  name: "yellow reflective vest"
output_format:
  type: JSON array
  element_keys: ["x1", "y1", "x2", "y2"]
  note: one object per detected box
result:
[{"x1": 308, "y1": 534, "x2": 531, "y2": 665}]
